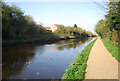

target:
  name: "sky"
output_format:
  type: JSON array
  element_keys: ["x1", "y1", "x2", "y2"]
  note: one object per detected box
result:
[{"x1": 5, "y1": 1, "x2": 107, "y2": 33}]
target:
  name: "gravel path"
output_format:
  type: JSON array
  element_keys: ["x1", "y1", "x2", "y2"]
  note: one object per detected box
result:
[{"x1": 84, "y1": 37, "x2": 118, "y2": 79}]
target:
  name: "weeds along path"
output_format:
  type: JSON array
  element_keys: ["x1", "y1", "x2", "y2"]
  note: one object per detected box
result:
[{"x1": 84, "y1": 37, "x2": 118, "y2": 79}]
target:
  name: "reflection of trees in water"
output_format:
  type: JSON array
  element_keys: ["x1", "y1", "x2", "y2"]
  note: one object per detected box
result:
[
  {"x1": 54, "y1": 37, "x2": 89, "y2": 45},
  {"x1": 2, "y1": 38, "x2": 94, "y2": 79},
  {"x1": 33, "y1": 45, "x2": 45, "y2": 55},
  {"x1": 56, "y1": 37, "x2": 93, "y2": 50},
  {"x1": 2, "y1": 46, "x2": 36, "y2": 79}
]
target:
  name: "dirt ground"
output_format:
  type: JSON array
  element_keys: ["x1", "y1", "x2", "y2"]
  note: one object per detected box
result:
[{"x1": 84, "y1": 37, "x2": 118, "y2": 79}]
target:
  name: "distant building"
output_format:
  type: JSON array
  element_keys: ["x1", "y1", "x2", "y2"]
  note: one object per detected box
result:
[{"x1": 44, "y1": 24, "x2": 60, "y2": 32}]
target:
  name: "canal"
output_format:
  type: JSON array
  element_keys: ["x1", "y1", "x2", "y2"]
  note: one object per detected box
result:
[{"x1": 2, "y1": 37, "x2": 94, "y2": 79}]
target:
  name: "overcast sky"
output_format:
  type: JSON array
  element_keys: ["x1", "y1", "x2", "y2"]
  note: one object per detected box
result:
[{"x1": 6, "y1": 1, "x2": 107, "y2": 33}]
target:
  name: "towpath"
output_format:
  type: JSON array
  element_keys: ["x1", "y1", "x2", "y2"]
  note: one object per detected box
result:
[{"x1": 84, "y1": 37, "x2": 118, "y2": 80}]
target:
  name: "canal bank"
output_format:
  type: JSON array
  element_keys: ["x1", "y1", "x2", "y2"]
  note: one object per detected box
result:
[
  {"x1": 2, "y1": 34, "x2": 94, "y2": 47},
  {"x1": 62, "y1": 38, "x2": 96, "y2": 80},
  {"x1": 2, "y1": 34, "x2": 60, "y2": 47},
  {"x1": 62, "y1": 37, "x2": 119, "y2": 81}
]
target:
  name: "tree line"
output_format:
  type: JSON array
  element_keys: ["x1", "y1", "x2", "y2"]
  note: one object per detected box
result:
[
  {"x1": 1, "y1": 1, "x2": 95, "y2": 45},
  {"x1": 54, "y1": 24, "x2": 95, "y2": 38},
  {"x1": 95, "y1": 1, "x2": 120, "y2": 46}
]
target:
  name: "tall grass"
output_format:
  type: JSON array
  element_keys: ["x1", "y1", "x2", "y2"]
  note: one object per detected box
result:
[
  {"x1": 62, "y1": 39, "x2": 96, "y2": 81},
  {"x1": 102, "y1": 39, "x2": 119, "y2": 62}
]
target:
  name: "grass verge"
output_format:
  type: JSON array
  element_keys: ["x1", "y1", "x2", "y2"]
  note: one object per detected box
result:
[
  {"x1": 102, "y1": 39, "x2": 120, "y2": 62},
  {"x1": 62, "y1": 38, "x2": 96, "y2": 81}
]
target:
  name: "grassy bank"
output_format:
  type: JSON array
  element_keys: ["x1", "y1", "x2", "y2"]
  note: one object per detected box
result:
[
  {"x1": 102, "y1": 39, "x2": 120, "y2": 62},
  {"x1": 62, "y1": 38, "x2": 96, "y2": 81},
  {"x1": 3, "y1": 34, "x2": 60, "y2": 46}
]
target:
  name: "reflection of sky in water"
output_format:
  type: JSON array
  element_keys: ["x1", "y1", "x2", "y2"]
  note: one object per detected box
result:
[{"x1": 3, "y1": 38, "x2": 95, "y2": 79}]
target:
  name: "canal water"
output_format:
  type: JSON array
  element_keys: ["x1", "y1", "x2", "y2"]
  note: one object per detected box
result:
[{"x1": 2, "y1": 37, "x2": 94, "y2": 79}]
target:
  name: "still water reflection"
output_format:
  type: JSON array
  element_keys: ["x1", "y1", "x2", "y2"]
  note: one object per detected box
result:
[{"x1": 3, "y1": 37, "x2": 94, "y2": 79}]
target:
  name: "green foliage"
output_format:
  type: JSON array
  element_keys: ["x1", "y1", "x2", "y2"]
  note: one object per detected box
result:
[
  {"x1": 2, "y1": 1, "x2": 46, "y2": 40},
  {"x1": 95, "y1": 1, "x2": 120, "y2": 45},
  {"x1": 54, "y1": 25, "x2": 95, "y2": 38},
  {"x1": 106, "y1": 2, "x2": 120, "y2": 31},
  {"x1": 2, "y1": 2, "x2": 26, "y2": 39},
  {"x1": 74, "y1": 24, "x2": 77, "y2": 28},
  {"x1": 102, "y1": 39, "x2": 120, "y2": 62},
  {"x1": 95, "y1": 20, "x2": 106, "y2": 38},
  {"x1": 62, "y1": 39, "x2": 96, "y2": 80}
]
